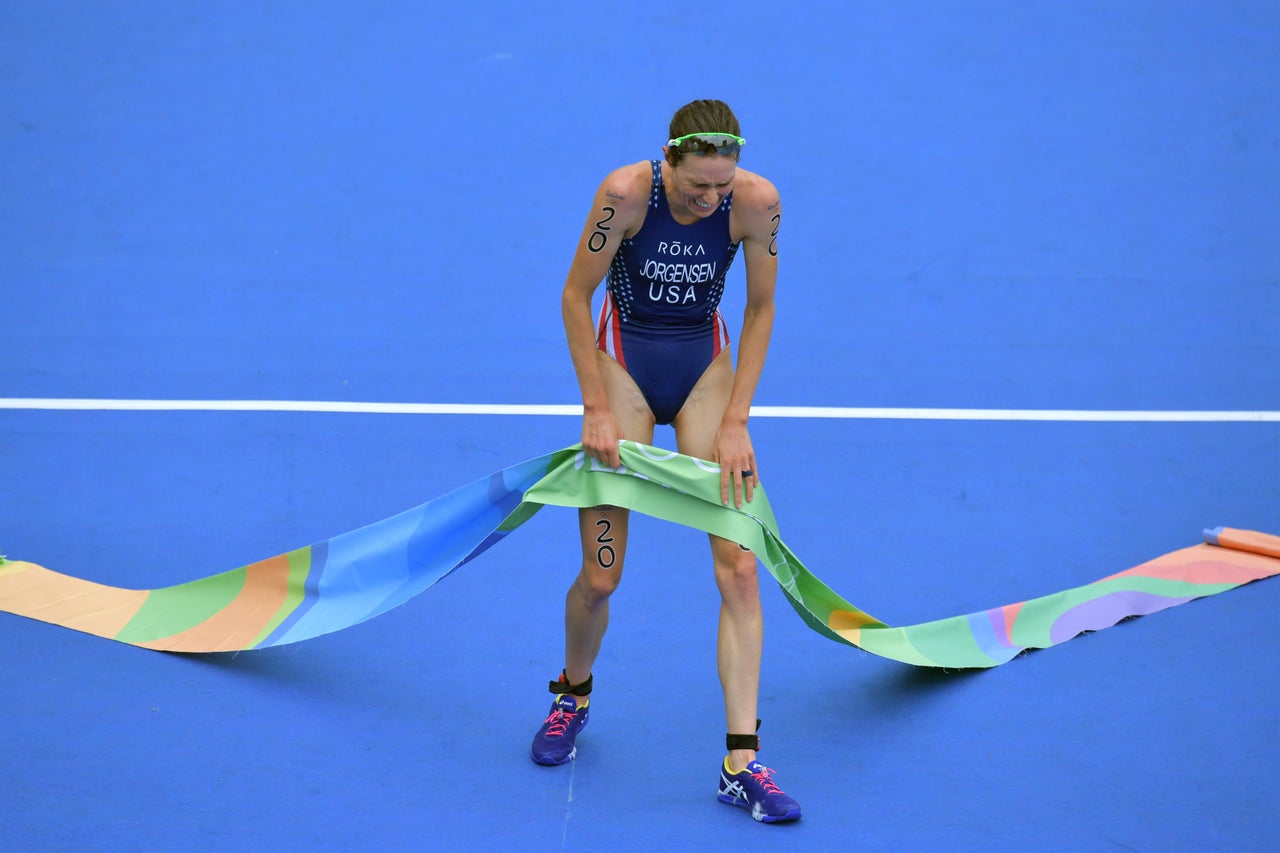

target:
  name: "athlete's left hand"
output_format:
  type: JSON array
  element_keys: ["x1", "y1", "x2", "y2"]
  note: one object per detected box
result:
[{"x1": 713, "y1": 419, "x2": 757, "y2": 508}]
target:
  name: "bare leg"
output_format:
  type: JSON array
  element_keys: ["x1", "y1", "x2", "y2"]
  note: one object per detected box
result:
[
  {"x1": 711, "y1": 535, "x2": 764, "y2": 772},
  {"x1": 564, "y1": 504, "x2": 628, "y2": 687},
  {"x1": 674, "y1": 350, "x2": 763, "y2": 771},
  {"x1": 562, "y1": 352, "x2": 654, "y2": 689}
]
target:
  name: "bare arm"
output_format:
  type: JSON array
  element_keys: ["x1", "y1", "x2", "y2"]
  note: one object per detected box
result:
[
  {"x1": 726, "y1": 177, "x2": 780, "y2": 425},
  {"x1": 715, "y1": 173, "x2": 781, "y2": 505},
  {"x1": 561, "y1": 166, "x2": 647, "y2": 468}
]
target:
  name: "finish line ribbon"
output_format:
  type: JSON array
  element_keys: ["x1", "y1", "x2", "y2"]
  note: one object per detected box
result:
[{"x1": 2, "y1": 442, "x2": 1277, "y2": 667}]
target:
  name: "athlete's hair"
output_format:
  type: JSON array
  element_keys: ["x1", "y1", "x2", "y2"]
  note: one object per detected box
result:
[{"x1": 666, "y1": 99, "x2": 742, "y2": 165}]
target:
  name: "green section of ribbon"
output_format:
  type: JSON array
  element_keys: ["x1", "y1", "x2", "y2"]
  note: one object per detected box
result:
[
  {"x1": 115, "y1": 566, "x2": 247, "y2": 644},
  {"x1": 519, "y1": 443, "x2": 885, "y2": 652}
]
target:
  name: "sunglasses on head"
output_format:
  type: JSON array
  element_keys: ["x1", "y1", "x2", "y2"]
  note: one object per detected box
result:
[{"x1": 666, "y1": 132, "x2": 746, "y2": 157}]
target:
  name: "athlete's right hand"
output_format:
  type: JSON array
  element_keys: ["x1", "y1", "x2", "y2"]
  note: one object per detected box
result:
[{"x1": 581, "y1": 406, "x2": 624, "y2": 470}]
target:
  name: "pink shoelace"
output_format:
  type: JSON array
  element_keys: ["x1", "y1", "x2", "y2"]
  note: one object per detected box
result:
[
  {"x1": 750, "y1": 765, "x2": 784, "y2": 795},
  {"x1": 543, "y1": 707, "x2": 576, "y2": 738}
]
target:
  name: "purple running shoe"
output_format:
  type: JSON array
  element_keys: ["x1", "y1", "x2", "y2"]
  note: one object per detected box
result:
[
  {"x1": 531, "y1": 694, "x2": 588, "y2": 766},
  {"x1": 717, "y1": 758, "x2": 802, "y2": 822}
]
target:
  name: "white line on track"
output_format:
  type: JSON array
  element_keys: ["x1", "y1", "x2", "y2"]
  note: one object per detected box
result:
[{"x1": 1, "y1": 398, "x2": 1278, "y2": 422}]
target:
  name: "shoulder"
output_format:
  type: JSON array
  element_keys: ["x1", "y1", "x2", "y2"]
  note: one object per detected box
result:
[
  {"x1": 730, "y1": 168, "x2": 781, "y2": 241},
  {"x1": 595, "y1": 161, "x2": 655, "y2": 210},
  {"x1": 731, "y1": 168, "x2": 780, "y2": 213},
  {"x1": 581, "y1": 161, "x2": 653, "y2": 235}
]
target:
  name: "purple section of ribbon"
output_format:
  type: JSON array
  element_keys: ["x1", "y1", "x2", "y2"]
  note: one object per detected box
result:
[
  {"x1": 1049, "y1": 591, "x2": 1195, "y2": 644},
  {"x1": 964, "y1": 609, "x2": 1021, "y2": 664}
]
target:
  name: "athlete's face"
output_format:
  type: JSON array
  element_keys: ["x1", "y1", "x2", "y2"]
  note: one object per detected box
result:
[{"x1": 667, "y1": 154, "x2": 737, "y2": 220}]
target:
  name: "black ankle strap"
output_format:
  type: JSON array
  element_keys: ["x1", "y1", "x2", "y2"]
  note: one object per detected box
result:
[
  {"x1": 726, "y1": 719, "x2": 762, "y2": 751},
  {"x1": 548, "y1": 669, "x2": 593, "y2": 697}
]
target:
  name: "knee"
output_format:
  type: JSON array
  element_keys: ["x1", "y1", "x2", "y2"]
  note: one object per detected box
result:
[
  {"x1": 573, "y1": 563, "x2": 623, "y2": 606},
  {"x1": 714, "y1": 543, "x2": 759, "y2": 601}
]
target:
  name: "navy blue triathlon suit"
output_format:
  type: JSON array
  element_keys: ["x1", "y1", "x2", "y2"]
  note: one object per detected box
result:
[{"x1": 596, "y1": 159, "x2": 742, "y2": 425}]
